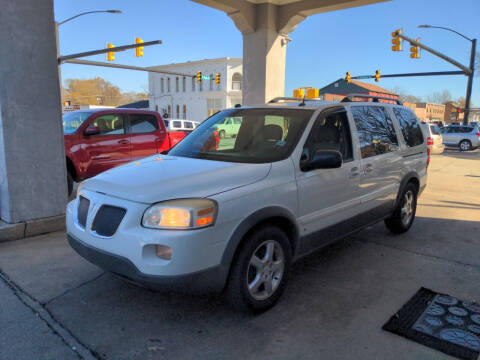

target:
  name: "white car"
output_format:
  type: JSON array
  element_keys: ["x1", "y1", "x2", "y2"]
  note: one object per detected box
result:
[
  {"x1": 421, "y1": 123, "x2": 445, "y2": 154},
  {"x1": 67, "y1": 96, "x2": 428, "y2": 312},
  {"x1": 164, "y1": 119, "x2": 197, "y2": 132}
]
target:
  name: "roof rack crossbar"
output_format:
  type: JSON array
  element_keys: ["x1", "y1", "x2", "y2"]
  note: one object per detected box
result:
[{"x1": 340, "y1": 93, "x2": 403, "y2": 105}]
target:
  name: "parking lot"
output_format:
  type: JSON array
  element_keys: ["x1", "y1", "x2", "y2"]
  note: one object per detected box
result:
[{"x1": 1, "y1": 149, "x2": 479, "y2": 360}]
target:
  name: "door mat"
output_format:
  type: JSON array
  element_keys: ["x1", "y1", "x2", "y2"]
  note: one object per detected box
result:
[{"x1": 383, "y1": 287, "x2": 480, "y2": 360}]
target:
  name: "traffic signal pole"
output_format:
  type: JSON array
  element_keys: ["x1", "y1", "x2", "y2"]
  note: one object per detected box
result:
[
  {"x1": 464, "y1": 39, "x2": 476, "y2": 124},
  {"x1": 352, "y1": 70, "x2": 465, "y2": 80}
]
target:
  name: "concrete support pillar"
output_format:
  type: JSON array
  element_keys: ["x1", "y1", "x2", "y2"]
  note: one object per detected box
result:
[
  {"x1": 242, "y1": 4, "x2": 287, "y2": 105},
  {"x1": 0, "y1": 0, "x2": 68, "y2": 224}
]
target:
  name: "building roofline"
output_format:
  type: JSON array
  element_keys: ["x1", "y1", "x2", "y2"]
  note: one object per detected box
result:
[{"x1": 147, "y1": 57, "x2": 242, "y2": 70}]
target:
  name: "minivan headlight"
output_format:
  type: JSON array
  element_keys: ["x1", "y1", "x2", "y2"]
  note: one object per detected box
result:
[{"x1": 142, "y1": 199, "x2": 217, "y2": 230}]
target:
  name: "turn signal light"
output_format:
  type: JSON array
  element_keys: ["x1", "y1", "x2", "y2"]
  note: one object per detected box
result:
[{"x1": 156, "y1": 245, "x2": 172, "y2": 260}]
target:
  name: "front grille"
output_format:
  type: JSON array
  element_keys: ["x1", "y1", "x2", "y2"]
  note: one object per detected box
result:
[
  {"x1": 91, "y1": 205, "x2": 126, "y2": 237},
  {"x1": 77, "y1": 196, "x2": 90, "y2": 228}
]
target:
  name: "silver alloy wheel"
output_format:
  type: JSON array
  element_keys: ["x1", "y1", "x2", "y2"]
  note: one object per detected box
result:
[
  {"x1": 460, "y1": 140, "x2": 471, "y2": 151},
  {"x1": 247, "y1": 239, "x2": 285, "y2": 301},
  {"x1": 401, "y1": 190, "x2": 414, "y2": 226}
]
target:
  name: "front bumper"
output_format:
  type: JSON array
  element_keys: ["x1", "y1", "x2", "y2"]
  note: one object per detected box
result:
[{"x1": 68, "y1": 233, "x2": 227, "y2": 293}]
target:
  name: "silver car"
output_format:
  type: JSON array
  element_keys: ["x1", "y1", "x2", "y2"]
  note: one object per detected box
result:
[
  {"x1": 421, "y1": 123, "x2": 444, "y2": 154},
  {"x1": 441, "y1": 125, "x2": 480, "y2": 151}
]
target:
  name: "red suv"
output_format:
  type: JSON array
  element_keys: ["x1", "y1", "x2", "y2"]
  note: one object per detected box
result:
[{"x1": 63, "y1": 109, "x2": 187, "y2": 195}]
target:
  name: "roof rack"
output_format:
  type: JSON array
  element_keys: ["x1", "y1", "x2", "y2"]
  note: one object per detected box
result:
[
  {"x1": 268, "y1": 97, "x2": 331, "y2": 107},
  {"x1": 341, "y1": 93, "x2": 403, "y2": 105}
]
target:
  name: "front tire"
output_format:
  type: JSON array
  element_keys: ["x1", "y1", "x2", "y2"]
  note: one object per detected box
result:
[
  {"x1": 385, "y1": 183, "x2": 418, "y2": 234},
  {"x1": 459, "y1": 140, "x2": 472, "y2": 151},
  {"x1": 226, "y1": 226, "x2": 292, "y2": 313}
]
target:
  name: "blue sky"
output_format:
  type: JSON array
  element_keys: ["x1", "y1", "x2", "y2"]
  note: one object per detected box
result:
[{"x1": 55, "y1": 0, "x2": 479, "y2": 104}]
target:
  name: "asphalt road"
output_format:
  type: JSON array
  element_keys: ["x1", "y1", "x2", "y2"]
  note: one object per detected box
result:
[{"x1": 1, "y1": 149, "x2": 479, "y2": 360}]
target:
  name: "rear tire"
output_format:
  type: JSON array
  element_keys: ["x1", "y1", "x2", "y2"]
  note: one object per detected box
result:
[
  {"x1": 459, "y1": 140, "x2": 472, "y2": 151},
  {"x1": 226, "y1": 226, "x2": 292, "y2": 313},
  {"x1": 67, "y1": 171, "x2": 73, "y2": 197},
  {"x1": 385, "y1": 183, "x2": 418, "y2": 234}
]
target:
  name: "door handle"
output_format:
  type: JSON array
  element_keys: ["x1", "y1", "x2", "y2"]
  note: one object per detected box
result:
[
  {"x1": 118, "y1": 139, "x2": 129, "y2": 144},
  {"x1": 349, "y1": 167, "x2": 360, "y2": 178}
]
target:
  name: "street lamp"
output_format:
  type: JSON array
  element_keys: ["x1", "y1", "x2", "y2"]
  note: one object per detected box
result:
[
  {"x1": 418, "y1": 24, "x2": 476, "y2": 125},
  {"x1": 55, "y1": 10, "x2": 122, "y2": 102}
]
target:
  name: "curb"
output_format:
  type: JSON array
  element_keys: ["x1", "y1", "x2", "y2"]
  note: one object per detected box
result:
[{"x1": 0, "y1": 215, "x2": 66, "y2": 242}]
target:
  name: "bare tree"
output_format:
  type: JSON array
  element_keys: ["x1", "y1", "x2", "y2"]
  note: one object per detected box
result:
[
  {"x1": 390, "y1": 86, "x2": 422, "y2": 103},
  {"x1": 426, "y1": 89, "x2": 453, "y2": 104}
]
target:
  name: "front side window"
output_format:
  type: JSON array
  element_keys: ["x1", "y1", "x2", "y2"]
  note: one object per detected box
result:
[
  {"x1": 172, "y1": 121, "x2": 182, "y2": 128},
  {"x1": 303, "y1": 108, "x2": 353, "y2": 164},
  {"x1": 63, "y1": 111, "x2": 91, "y2": 134},
  {"x1": 393, "y1": 107, "x2": 424, "y2": 147},
  {"x1": 169, "y1": 108, "x2": 314, "y2": 163},
  {"x1": 129, "y1": 114, "x2": 158, "y2": 134},
  {"x1": 352, "y1": 106, "x2": 398, "y2": 158},
  {"x1": 90, "y1": 114, "x2": 125, "y2": 135}
]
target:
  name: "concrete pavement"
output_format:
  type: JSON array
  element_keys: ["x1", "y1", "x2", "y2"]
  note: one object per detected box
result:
[{"x1": 1, "y1": 150, "x2": 479, "y2": 359}]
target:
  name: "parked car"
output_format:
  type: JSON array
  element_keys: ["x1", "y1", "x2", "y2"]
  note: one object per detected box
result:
[
  {"x1": 421, "y1": 123, "x2": 444, "y2": 154},
  {"x1": 164, "y1": 119, "x2": 198, "y2": 133},
  {"x1": 216, "y1": 116, "x2": 242, "y2": 138},
  {"x1": 440, "y1": 125, "x2": 480, "y2": 151},
  {"x1": 63, "y1": 109, "x2": 187, "y2": 195},
  {"x1": 67, "y1": 97, "x2": 427, "y2": 312}
]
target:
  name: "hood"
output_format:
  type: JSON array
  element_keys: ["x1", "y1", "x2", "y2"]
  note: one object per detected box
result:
[{"x1": 82, "y1": 155, "x2": 271, "y2": 203}]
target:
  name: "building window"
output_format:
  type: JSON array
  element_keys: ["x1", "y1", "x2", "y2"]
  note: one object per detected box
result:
[
  {"x1": 207, "y1": 98, "x2": 222, "y2": 117},
  {"x1": 192, "y1": 77, "x2": 195, "y2": 91},
  {"x1": 176, "y1": 104, "x2": 180, "y2": 118},
  {"x1": 167, "y1": 78, "x2": 171, "y2": 93},
  {"x1": 199, "y1": 78, "x2": 203, "y2": 92},
  {"x1": 175, "y1": 77, "x2": 179, "y2": 92},
  {"x1": 183, "y1": 104, "x2": 187, "y2": 120},
  {"x1": 182, "y1": 77, "x2": 185, "y2": 92},
  {"x1": 167, "y1": 104, "x2": 171, "y2": 118},
  {"x1": 232, "y1": 72, "x2": 242, "y2": 90},
  {"x1": 210, "y1": 74, "x2": 214, "y2": 90},
  {"x1": 160, "y1": 78, "x2": 164, "y2": 93}
]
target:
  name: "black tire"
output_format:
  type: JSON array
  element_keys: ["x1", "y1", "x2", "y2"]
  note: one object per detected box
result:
[
  {"x1": 219, "y1": 130, "x2": 226, "y2": 139},
  {"x1": 459, "y1": 140, "x2": 472, "y2": 152},
  {"x1": 67, "y1": 171, "x2": 73, "y2": 197},
  {"x1": 385, "y1": 183, "x2": 418, "y2": 234},
  {"x1": 226, "y1": 226, "x2": 292, "y2": 313}
]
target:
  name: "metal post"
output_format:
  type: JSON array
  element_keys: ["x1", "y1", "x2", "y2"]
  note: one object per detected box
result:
[{"x1": 464, "y1": 38, "x2": 476, "y2": 125}]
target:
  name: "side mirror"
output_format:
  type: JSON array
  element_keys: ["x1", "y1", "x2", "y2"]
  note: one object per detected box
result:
[
  {"x1": 301, "y1": 150, "x2": 342, "y2": 171},
  {"x1": 84, "y1": 125, "x2": 101, "y2": 136}
]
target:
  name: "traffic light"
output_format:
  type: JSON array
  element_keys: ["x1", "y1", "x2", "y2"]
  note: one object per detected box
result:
[
  {"x1": 215, "y1": 73, "x2": 220, "y2": 85},
  {"x1": 196, "y1": 71, "x2": 202, "y2": 83},
  {"x1": 391, "y1": 29, "x2": 402, "y2": 51},
  {"x1": 135, "y1": 37, "x2": 144, "y2": 57},
  {"x1": 107, "y1": 43, "x2": 115, "y2": 61},
  {"x1": 345, "y1": 71, "x2": 351, "y2": 83},
  {"x1": 410, "y1": 38, "x2": 420, "y2": 59},
  {"x1": 375, "y1": 69, "x2": 380, "y2": 82}
]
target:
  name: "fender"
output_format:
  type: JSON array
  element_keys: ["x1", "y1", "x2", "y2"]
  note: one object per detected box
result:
[
  {"x1": 394, "y1": 171, "x2": 420, "y2": 209},
  {"x1": 220, "y1": 206, "x2": 300, "y2": 269}
]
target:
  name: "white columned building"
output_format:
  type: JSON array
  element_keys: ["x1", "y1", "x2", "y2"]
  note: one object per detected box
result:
[{"x1": 148, "y1": 57, "x2": 243, "y2": 123}]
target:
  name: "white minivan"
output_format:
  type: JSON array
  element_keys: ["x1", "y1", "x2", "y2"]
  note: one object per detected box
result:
[{"x1": 67, "y1": 95, "x2": 428, "y2": 312}]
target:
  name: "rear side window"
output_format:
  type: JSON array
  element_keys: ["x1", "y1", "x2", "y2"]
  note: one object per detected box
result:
[
  {"x1": 351, "y1": 106, "x2": 398, "y2": 158},
  {"x1": 129, "y1": 114, "x2": 158, "y2": 134},
  {"x1": 184, "y1": 121, "x2": 193, "y2": 129},
  {"x1": 164, "y1": 120, "x2": 169, "y2": 127},
  {"x1": 393, "y1": 107, "x2": 424, "y2": 147},
  {"x1": 460, "y1": 126, "x2": 474, "y2": 133},
  {"x1": 430, "y1": 125, "x2": 441, "y2": 135}
]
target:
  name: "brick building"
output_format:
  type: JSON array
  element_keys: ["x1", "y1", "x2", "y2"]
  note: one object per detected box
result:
[
  {"x1": 318, "y1": 79, "x2": 399, "y2": 103},
  {"x1": 414, "y1": 103, "x2": 445, "y2": 123}
]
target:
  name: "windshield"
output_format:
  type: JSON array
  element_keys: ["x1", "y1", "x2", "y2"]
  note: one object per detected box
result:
[
  {"x1": 63, "y1": 112, "x2": 91, "y2": 134},
  {"x1": 169, "y1": 108, "x2": 314, "y2": 163}
]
